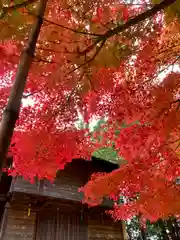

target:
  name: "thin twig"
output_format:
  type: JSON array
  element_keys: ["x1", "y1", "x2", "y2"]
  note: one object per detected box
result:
[
  {"x1": 23, "y1": 86, "x2": 45, "y2": 98},
  {"x1": 0, "y1": 0, "x2": 37, "y2": 18},
  {"x1": 43, "y1": 18, "x2": 103, "y2": 37},
  {"x1": 140, "y1": 56, "x2": 180, "y2": 87},
  {"x1": 36, "y1": 46, "x2": 77, "y2": 55},
  {"x1": 67, "y1": 38, "x2": 106, "y2": 75},
  {"x1": 26, "y1": 9, "x2": 102, "y2": 37}
]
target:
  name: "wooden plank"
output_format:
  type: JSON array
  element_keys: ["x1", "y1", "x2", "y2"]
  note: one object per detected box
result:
[
  {"x1": 35, "y1": 208, "x2": 88, "y2": 240},
  {"x1": 10, "y1": 164, "x2": 85, "y2": 202},
  {"x1": 1, "y1": 207, "x2": 35, "y2": 240},
  {"x1": 10, "y1": 177, "x2": 39, "y2": 195},
  {"x1": 88, "y1": 211, "x2": 124, "y2": 240}
]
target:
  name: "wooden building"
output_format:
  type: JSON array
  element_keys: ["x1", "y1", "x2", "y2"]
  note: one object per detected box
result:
[{"x1": 0, "y1": 158, "x2": 127, "y2": 240}]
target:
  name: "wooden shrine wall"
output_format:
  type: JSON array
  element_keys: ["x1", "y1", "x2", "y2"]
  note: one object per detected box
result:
[
  {"x1": 0, "y1": 200, "x2": 124, "y2": 240},
  {"x1": 10, "y1": 159, "x2": 117, "y2": 206}
]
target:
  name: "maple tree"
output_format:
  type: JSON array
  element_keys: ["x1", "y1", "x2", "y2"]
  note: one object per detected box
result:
[
  {"x1": 0, "y1": 0, "x2": 179, "y2": 222},
  {"x1": 81, "y1": 23, "x2": 180, "y2": 222}
]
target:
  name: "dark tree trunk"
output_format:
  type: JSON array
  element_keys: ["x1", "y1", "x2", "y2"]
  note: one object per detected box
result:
[
  {"x1": 166, "y1": 218, "x2": 180, "y2": 240},
  {"x1": 158, "y1": 219, "x2": 169, "y2": 240},
  {"x1": 173, "y1": 219, "x2": 180, "y2": 239},
  {"x1": 0, "y1": 0, "x2": 48, "y2": 178},
  {"x1": 141, "y1": 228, "x2": 146, "y2": 240}
]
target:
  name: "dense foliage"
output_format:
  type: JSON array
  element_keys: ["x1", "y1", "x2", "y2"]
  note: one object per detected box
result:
[
  {"x1": 126, "y1": 216, "x2": 180, "y2": 239},
  {"x1": 0, "y1": 0, "x2": 179, "y2": 222}
]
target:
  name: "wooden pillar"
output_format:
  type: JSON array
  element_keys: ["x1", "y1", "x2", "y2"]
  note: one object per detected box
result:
[
  {"x1": 0, "y1": 202, "x2": 10, "y2": 240},
  {"x1": 33, "y1": 212, "x2": 39, "y2": 240},
  {"x1": 122, "y1": 221, "x2": 128, "y2": 240}
]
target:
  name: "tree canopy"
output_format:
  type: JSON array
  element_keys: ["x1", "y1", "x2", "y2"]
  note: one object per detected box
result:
[{"x1": 0, "y1": 0, "x2": 179, "y2": 222}]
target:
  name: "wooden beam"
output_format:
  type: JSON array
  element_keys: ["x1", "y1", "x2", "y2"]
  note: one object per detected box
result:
[{"x1": 0, "y1": 202, "x2": 10, "y2": 240}]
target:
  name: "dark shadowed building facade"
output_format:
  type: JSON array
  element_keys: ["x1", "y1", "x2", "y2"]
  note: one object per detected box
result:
[{"x1": 0, "y1": 158, "x2": 127, "y2": 240}]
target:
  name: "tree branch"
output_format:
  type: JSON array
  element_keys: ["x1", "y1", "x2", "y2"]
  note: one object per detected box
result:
[
  {"x1": 22, "y1": 84, "x2": 47, "y2": 98},
  {"x1": 25, "y1": 10, "x2": 102, "y2": 37},
  {"x1": 43, "y1": 18, "x2": 102, "y2": 37},
  {"x1": 0, "y1": 0, "x2": 37, "y2": 18},
  {"x1": 67, "y1": 38, "x2": 106, "y2": 75},
  {"x1": 81, "y1": 0, "x2": 176, "y2": 54}
]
